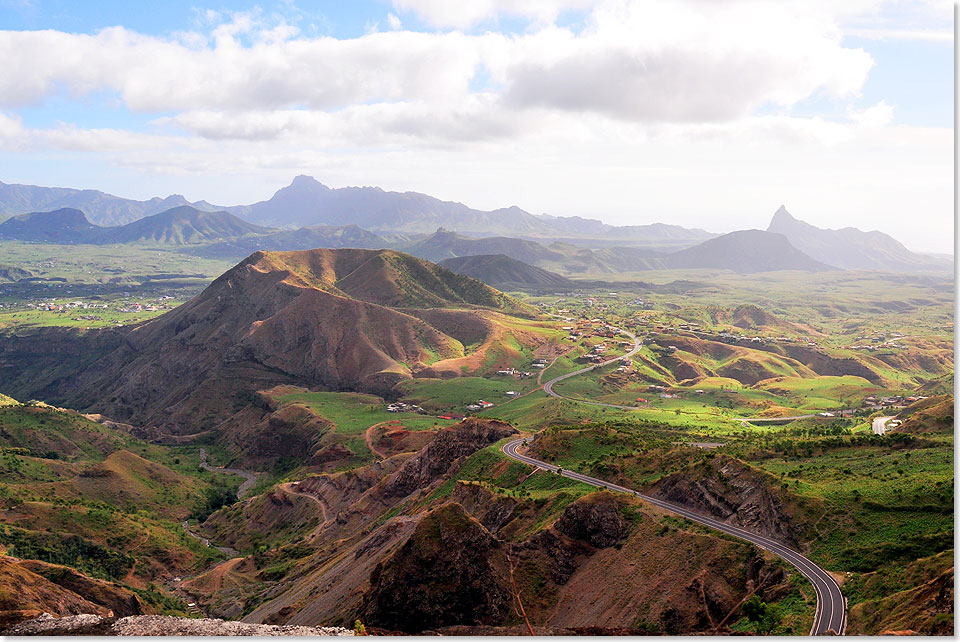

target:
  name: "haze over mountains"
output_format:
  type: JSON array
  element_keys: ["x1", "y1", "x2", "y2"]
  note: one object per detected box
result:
[
  {"x1": 0, "y1": 177, "x2": 950, "y2": 275},
  {"x1": 0, "y1": 206, "x2": 267, "y2": 245},
  {"x1": 767, "y1": 206, "x2": 946, "y2": 271},
  {"x1": 226, "y1": 175, "x2": 717, "y2": 243},
  {"x1": 0, "y1": 176, "x2": 714, "y2": 246},
  {"x1": 438, "y1": 254, "x2": 576, "y2": 289},
  {"x1": 0, "y1": 180, "x2": 220, "y2": 226}
]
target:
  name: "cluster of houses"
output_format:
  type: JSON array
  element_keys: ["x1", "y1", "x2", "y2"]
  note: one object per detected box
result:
[
  {"x1": 24, "y1": 297, "x2": 173, "y2": 316},
  {"x1": 580, "y1": 343, "x2": 609, "y2": 364},
  {"x1": 496, "y1": 367, "x2": 535, "y2": 379},
  {"x1": 386, "y1": 402, "x2": 425, "y2": 413},
  {"x1": 118, "y1": 302, "x2": 161, "y2": 313},
  {"x1": 862, "y1": 394, "x2": 925, "y2": 411},
  {"x1": 33, "y1": 300, "x2": 110, "y2": 312},
  {"x1": 845, "y1": 333, "x2": 905, "y2": 351},
  {"x1": 465, "y1": 400, "x2": 495, "y2": 411}
]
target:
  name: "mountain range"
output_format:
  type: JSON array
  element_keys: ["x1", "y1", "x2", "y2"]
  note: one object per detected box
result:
[
  {"x1": 767, "y1": 205, "x2": 946, "y2": 271},
  {"x1": 0, "y1": 176, "x2": 715, "y2": 246},
  {"x1": 0, "y1": 180, "x2": 221, "y2": 227},
  {"x1": 0, "y1": 206, "x2": 267, "y2": 245},
  {"x1": 0, "y1": 177, "x2": 950, "y2": 274}
]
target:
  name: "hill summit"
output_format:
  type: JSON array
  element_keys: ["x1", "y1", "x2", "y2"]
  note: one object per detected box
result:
[
  {"x1": 439, "y1": 254, "x2": 575, "y2": 289},
  {"x1": 0, "y1": 248, "x2": 533, "y2": 433},
  {"x1": 105, "y1": 206, "x2": 268, "y2": 244},
  {"x1": 0, "y1": 207, "x2": 101, "y2": 243},
  {"x1": 664, "y1": 229, "x2": 833, "y2": 273}
]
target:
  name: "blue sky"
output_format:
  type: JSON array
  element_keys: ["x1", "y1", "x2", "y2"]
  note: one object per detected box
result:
[{"x1": 0, "y1": 0, "x2": 953, "y2": 252}]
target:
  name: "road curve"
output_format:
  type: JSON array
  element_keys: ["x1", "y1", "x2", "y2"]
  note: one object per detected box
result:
[
  {"x1": 542, "y1": 328, "x2": 644, "y2": 410},
  {"x1": 501, "y1": 438, "x2": 845, "y2": 635},
  {"x1": 872, "y1": 416, "x2": 894, "y2": 435}
]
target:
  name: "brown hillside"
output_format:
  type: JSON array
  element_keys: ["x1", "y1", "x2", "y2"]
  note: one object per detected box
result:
[
  {"x1": 847, "y1": 551, "x2": 954, "y2": 636},
  {"x1": 183, "y1": 417, "x2": 797, "y2": 634},
  {"x1": 0, "y1": 555, "x2": 142, "y2": 628},
  {"x1": 894, "y1": 395, "x2": 954, "y2": 434},
  {"x1": 2, "y1": 249, "x2": 533, "y2": 434}
]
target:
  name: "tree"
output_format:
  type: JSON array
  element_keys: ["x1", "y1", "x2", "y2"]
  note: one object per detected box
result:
[{"x1": 742, "y1": 595, "x2": 781, "y2": 634}]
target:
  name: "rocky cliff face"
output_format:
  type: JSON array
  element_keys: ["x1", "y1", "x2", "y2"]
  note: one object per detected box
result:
[
  {"x1": 554, "y1": 493, "x2": 628, "y2": 548},
  {"x1": 358, "y1": 503, "x2": 512, "y2": 633},
  {"x1": 648, "y1": 455, "x2": 809, "y2": 546},
  {"x1": 381, "y1": 418, "x2": 517, "y2": 498}
]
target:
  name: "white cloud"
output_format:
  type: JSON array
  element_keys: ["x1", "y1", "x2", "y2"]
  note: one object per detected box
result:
[
  {"x1": 387, "y1": 13, "x2": 403, "y2": 30},
  {"x1": 0, "y1": 25, "x2": 486, "y2": 112},
  {"x1": 849, "y1": 100, "x2": 895, "y2": 127},
  {"x1": 0, "y1": 0, "x2": 877, "y2": 127},
  {"x1": 844, "y1": 27, "x2": 953, "y2": 41}
]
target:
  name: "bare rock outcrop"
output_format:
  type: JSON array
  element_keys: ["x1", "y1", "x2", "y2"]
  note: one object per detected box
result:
[
  {"x1": 3, "y1": 613, "x2": 353, "y2": 636},
  {"x1": 648, "y1": 455, "x2": 807, "y2": 546},
  {"x1": 358, "y1": 502, "x2": 512, "y2": 633},
  {"x1": 381, "y1": 418, "x2": 517, "y2": 498},
  {"x1": 554, "y1": 493, "x2": 628, "y2": 548}
]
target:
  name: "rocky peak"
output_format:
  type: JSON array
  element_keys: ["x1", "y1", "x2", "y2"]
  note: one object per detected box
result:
[
  {"x1": 359, "y1": 502, "x2": 512, "y2": 633},
  {"x1": 768, "y1": 205, "x2": 799, "y2": 230}
]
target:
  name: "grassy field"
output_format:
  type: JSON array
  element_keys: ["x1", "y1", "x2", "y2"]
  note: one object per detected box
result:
[
  {"x1": 0, "y1": 241, "x2": 234, "y2": 329},
  {"x1": 270, "y1": 390, "x2": 457, "y2": 436}
]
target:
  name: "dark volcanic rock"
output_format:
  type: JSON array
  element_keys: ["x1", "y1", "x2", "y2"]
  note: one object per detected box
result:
[
  {"x1": 359, "y1": 502, "x2": 512, "y2": 633},
  {"x1": 649, "y1": 455, "x2": 805, "y2": 546},
  {"x1": 554, "y1": 494, "x2": 628, "y2": 548},
  {"x1": 382, "y1": 418, "x2": 517, "y2": 498}
]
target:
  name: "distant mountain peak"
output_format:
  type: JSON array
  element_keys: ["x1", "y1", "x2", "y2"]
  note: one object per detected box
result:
[
  {"x1": 290, "y1": 174, "x2": 323, "y2": 187},
  {"x1": 769, "y1": 205, "x2": 797, "y2": 226},
  {"x1": 766, "y1": 206, "x2": 948, "y2": 272}
]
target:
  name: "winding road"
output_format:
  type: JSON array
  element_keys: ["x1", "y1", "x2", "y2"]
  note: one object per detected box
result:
[
  {"x1": 522, "y1": 324, "x2": 846, "y2": 635},
  {"x1": 542, "y1": 328, "x2": 645, "y2": 409},
  {"x1": 501, "y1": 438, "x2": 845, "y2": 635}
]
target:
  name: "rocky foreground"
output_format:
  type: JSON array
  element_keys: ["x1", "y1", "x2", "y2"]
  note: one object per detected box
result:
[{"x1": 3, "y1": 614, "x2": 353, "y2": 636}]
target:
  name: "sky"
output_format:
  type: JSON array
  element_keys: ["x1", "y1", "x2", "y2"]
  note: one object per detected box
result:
[{"x1": 0, "y1": 0, "x2": 954, "y2": 253}]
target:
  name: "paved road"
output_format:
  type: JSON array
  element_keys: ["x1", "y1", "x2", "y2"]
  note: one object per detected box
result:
[
  {"x1": 542, "y1": 328, "x2": 644, "y2": 410},
  {"x1": 872, "y1": 416, "x2": 894, "y2": 435},
  {"x1": 500, "y1": 438, "x2": 846, "y2": 635}
]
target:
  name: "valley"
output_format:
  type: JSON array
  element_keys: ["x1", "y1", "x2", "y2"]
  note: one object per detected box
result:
[{"x1": 0, "y1": 184, "x2": 952, "y2": 636}]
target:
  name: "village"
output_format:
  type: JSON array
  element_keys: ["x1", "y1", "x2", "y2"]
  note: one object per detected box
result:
[{"x1": 0, "y1": 293, "x2": 183, "y2": 327}]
